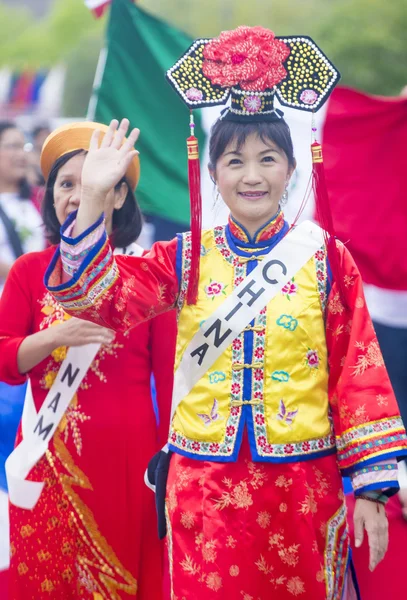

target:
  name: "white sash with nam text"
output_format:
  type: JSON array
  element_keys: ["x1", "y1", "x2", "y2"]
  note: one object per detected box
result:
[{"x1": 6, "y1": 242, "x2": 143, "y2": 509}]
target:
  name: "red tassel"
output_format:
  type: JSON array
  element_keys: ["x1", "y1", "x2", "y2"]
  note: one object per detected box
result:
[
  {"x1": 186, "y1": 119, "x2": 202, "y2": 305},
  {"x1": 312, "y1": 141, "x2": 348, "y2": 309}
]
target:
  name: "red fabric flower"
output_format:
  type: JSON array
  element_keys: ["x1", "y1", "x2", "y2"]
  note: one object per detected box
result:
[
  {"x1": 231, "y1": 383, "x2": 241, "y2": 394},
  {"x1": 226, "y1": 426, "x2": 236, "y2": 437},
  {"x1": 254, "y1": 347, "x2": 265, "y2": 359},
  {"x1": 203, "y1": 26, "x2": 290, "y2": 91},
  {"x1": 192, "y1": 441, "x2": 201, "y2": 451},
  {"x1": 232, "y1": 339, "x2": 242, "y2": 350},
  {"x1": 209, "y1": 443, "x2": 220, "y2": 453},
  {"x1": 254, "y1": 369, "x2": 263, "y2": 381}
]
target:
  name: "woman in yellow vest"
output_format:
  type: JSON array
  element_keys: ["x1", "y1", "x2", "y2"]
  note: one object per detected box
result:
[{"x1": 45, "y1": 27, "x2": 407, "y2": 600}]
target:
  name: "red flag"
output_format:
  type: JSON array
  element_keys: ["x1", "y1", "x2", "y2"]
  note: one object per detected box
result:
[{"x1": 322, "y1": 87, "x2": 407, "y2": 293}]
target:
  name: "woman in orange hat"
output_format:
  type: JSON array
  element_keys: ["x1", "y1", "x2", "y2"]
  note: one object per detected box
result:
[{"x1": 0, "y1": 122, "x2": 175, "y2": 599}]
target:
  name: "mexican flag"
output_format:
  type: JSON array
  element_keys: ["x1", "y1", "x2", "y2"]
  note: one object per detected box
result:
[{"x1": 88, "y1": 0, "x2": 205, "y2": 227}]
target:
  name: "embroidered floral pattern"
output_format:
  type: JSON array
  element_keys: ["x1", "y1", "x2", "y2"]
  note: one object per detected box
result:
[
  {"x1": 282, "y1": 278, "x2": 297, "y2": 300},
  {"x1": 314, "y1": 249, "x2": 327, "y2": 311},
  {"x1": 335, "y1": 417, "x2": 407, "y2": 469},
  {"x1": 205, "y1": 279, "x2": 228, "y2": 299},
  {"x1": 325, "y1": 503, "x2": 349, "y2": 600},
  {"x1": 177, "y1": 233, "x2": 192, "y2": 311},
  {"x1": 351, "y1": 340, "x2": 384, "y2": 377},
  {"x1": 306, "y1": 349, "x2": 319, "y2": 369}
]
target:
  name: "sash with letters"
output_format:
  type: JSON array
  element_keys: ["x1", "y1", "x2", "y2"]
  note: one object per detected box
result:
[{"x1": 6, "y1": 243, "x2": 143, "y2": 510}]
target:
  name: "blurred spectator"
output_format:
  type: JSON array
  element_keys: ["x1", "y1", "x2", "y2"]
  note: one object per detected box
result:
[
  {"x1": 25, "y1": 124, "x2": 51, "y2": 188},
  {"x1": 32, "y1": 124, "x2": 51, "y2": 155},
  {"x1": 0, "y1": 121, "x2": 45, "y2": 295}
]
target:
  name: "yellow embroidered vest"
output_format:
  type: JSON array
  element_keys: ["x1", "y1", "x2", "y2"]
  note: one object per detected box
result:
[{"x1": 169, "y1": 225, "x2": 335, "y2": 462}]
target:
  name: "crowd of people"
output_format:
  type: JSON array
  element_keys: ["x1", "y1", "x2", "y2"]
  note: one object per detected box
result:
[{"x1": 0, "y1": 23, "x2": 406, "y2": 600}]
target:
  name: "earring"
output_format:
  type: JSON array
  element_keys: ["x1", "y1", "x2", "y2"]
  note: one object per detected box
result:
[
  {"x1": 215, "y1": 186, "x2": 220, "y2": 204},
  {"x1": 280, "y1": 187, "x2": 288, "y2": 206}
]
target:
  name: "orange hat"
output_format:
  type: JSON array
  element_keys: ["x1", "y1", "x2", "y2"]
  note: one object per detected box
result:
[{"x1": 40, "y1": 121, "x2": 140, "y2": 190}]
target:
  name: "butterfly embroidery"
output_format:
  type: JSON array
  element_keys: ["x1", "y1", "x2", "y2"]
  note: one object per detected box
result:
[
  {"x1": 276, "y1": 399, "x2": 298, "y2": 427},
  {"x1": 197, "y1": 399, "x2": 222, "y2": 427}
]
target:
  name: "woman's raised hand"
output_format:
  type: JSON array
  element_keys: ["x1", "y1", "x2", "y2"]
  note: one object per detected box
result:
[{"x1": 81, "y1": 119, "x2": 139, "y2": 196}]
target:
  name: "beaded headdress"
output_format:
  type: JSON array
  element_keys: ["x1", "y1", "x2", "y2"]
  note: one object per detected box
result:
[
  {"x1": 167, "y1": 26, "x2": 341, "y2": 304},
  {"x1": 167, "y1": 27, "x2": 339, "y2": 121}
]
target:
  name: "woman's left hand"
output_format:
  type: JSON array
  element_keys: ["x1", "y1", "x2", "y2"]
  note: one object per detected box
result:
[{"x1": 354, "y1": 498, "x2": 388, "y2": 571}]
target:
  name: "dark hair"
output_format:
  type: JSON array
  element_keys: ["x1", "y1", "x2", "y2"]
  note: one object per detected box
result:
[
  {"x1": 42, "y1": 149, "x2": 143, "y2": 247},
  {"x1": 208, "y1": 118, "x2": 296, "y2": 174},
  {"x1": 0, "y1": 120, "x2": 31, "y2": 199}
]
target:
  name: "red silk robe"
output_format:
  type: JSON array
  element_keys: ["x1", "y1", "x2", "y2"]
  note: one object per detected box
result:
[{"x1": 0, "y1": 246, "x2": 176, "y2": 599}]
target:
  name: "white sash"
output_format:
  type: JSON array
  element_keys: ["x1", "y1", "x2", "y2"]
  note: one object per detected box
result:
[
  {"x1": 6, "y1": 242, "x2": 143, "y2": 509},
  {"x1": 169, "y1": 220, "x2": 324, "y2": 442}
]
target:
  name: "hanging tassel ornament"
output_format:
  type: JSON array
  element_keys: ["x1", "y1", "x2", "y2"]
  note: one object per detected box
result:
[
  {"x1": 186, "y1": 111, "x2": 202, "y2": 305},
  {"x1": 311, "y1": 117, "x2": 348, "y2": 309}
]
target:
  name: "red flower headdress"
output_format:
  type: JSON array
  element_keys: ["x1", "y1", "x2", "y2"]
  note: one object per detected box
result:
[{"x1": 202, "y1": 26, "x2": 290, "y2": 91}]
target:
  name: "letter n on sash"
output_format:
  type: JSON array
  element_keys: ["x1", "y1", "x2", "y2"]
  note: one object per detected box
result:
[{"x1": 61, "y1": 363, "x2": 80, "y2": 387}]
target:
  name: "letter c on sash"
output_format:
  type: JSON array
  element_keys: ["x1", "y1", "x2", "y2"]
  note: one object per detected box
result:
[{"x1": 262, "y1": 259, "x2": 287, "y2": 284}]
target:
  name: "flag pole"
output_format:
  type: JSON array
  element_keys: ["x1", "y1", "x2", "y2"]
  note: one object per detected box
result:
[{"x1": 86, "y1": 47, "x2": 108, "y2": 120}]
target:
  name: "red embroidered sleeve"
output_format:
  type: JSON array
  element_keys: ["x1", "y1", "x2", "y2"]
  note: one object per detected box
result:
[
  {"x1": 326, "y1": 242, "x2": 407, "y2": 475},
  {"x1": 45, "y1": 226, "x2": 179, "y2": 332}
]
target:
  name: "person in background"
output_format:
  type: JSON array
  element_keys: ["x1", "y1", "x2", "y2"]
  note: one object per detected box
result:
[
  {"x1": 32, "y1": 124, "x2": 51, "y2": 156},
  {"x1": 0, "y1": 121, "x2": 44, "y2": 294}
]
